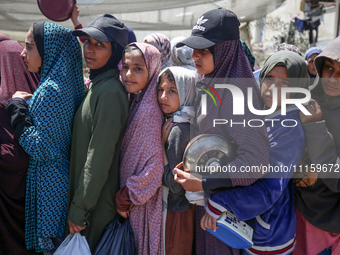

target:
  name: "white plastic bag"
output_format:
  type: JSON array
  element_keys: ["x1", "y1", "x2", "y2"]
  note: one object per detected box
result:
[{"x1": 54, "y1": 233, "x2": 91, "y2": 255}]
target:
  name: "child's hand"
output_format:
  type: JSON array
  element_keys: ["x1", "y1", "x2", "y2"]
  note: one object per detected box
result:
[
  {"x1": 200, "y1": 212, "x2": 218, "y2": 232},
  {"x1": 174, "y1": 168, "x2": 203, "y2": 192},
  {"x1": 161, "y1": 118, "x2": 173, "y2": 146},
  {"x1": 299, "y1": 100, "x2": 322, "y2": 124},
  {"x1": 117, "y1": 208, "x2": 129, "y2": 218}
]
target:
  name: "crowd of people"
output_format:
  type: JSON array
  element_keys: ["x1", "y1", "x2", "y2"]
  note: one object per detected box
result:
[{"x1": 1, "y1": 4, "x2": 340, "y2": 255}]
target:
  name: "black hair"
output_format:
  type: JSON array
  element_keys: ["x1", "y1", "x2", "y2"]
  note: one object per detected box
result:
[
  {"x1": 207, "y1": 46, "x2": 214, "y2": 55},
  {"x1": 159, "y1": 69, "x2": 175, "y2": 83},
  {"x1": 123, "y1": 44, "x2": 143, "y2": 57}
]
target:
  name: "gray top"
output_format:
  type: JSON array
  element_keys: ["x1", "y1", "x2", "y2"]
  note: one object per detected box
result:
[{"x1": 163, "y1": 123, "x2": 191, "y2": 212}]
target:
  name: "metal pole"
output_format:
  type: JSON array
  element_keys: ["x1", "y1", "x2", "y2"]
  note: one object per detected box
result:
[{"x1": 336, "y1": 0, "x2": 340, "y2": 37}]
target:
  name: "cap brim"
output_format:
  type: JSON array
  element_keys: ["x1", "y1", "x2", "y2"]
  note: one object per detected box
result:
[
  {"x1": 176, "y1": 36, "x2": 215, "y2": 49},
  {"x1": 72, "y1": 27, "x2": 111, "y2": 42}
]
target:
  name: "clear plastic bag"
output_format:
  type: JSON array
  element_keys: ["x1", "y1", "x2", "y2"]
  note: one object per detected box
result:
[{"x1": 54, "y1": 233, "x2": 91, "y2": 255}]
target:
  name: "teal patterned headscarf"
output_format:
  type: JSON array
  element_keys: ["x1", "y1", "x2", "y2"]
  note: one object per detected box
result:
[{"x1": 20, "y1": 22, "x2": 85, "y2": 252}]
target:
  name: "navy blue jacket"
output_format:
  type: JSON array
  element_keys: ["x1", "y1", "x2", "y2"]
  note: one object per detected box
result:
[{"x1": 206, "y1": 108, "x2": 305, "y2": 254}]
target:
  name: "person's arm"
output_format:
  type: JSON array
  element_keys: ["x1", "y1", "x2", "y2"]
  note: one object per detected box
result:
[
  {"x1": 68, "y1": 86, "x2": 128, "y2": 227},
  {"x1": 300, "y1": 101, "x2": 340, "y2": 191},
  {"x1": 162, "y1": 123, "x2": 191, "y2": 194},
  {"x1": 71, "y1": 4, "x2": 85, "y2": 43},
  {"x1": 6, "y1": 98, "x2": 32, "y2": 140},
  {"x1": 0, "y1": 108, "x2": 29, "y2": 171},
  {"x1": 6, "y1": 86, "x2": 72, "y2": 162},
  {"x1": 200, "y1": 84, "x2": 270, "y2": 190},
  {"x1": 302, "y1": 121, "x2": 340, "y2": 191},
  {"x1": 161, "y1": 117, "x2": 172, "y2": 166},
  {"x1": 206, "y1": 120, "x2": 305, "y2": 221}
]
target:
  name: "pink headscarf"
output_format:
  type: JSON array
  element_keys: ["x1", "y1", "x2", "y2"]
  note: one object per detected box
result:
[
  {"x1": 144, "y1": 33, "x2": 172, "y2": 70},
  {"x1": 119, "y1": 42, "x2": 164, "y2": 254},
  {"x1": 0, "y1": 34, "x2": 39, "y2": 106},
  {"x1": 196, "y1": 40, "x2": 270, "y2": 186}
]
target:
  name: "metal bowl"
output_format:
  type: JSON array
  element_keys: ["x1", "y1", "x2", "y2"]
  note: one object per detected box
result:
[{"x1": 183, "y1": 134, "x2": 236, "y2": 175}]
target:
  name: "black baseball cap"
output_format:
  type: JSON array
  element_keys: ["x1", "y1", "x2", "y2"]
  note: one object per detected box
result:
[
  {"x1": 176, "y1": 8, "x2": 240, "y2": 49},
  {"x1": 72, "y1": 14, "x2": 128, "y2": 48}
]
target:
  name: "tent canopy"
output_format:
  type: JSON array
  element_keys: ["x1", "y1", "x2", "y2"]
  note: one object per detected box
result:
[{"x1": 0, "y1": 0, "x2": 284, "y2": 33}]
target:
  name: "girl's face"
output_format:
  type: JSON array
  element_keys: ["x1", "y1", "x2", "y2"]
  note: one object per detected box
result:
[
  {"x1": 83, "y1": 36, "x2": 112, "y2": 70},
  {"x1": 192, "y1": 49, "x2": 214, "y2": 75},
  {"x1": 21, "y1": 30, "x2": 42, "y2": 73},
  {"x1": 261, "y1": 66, "x2": 290, "y2": 108},
  {"x1": 307, "y1": 53, "x2": 318, "y2": 76},
  {"x1": 121, "y1": 50, "x2": 149, "y2": 93},
  {"x1": 157, "y1": 75, "x2": 180, "y2": 114},
  {"x1": 321, "y1": 58, "x2": 340, "y2": 97}
]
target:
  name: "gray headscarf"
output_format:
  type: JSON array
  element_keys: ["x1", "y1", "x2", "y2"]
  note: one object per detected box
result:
[
  {"x1": 311, "y1": 36, "x2": 340, "y2": 102},
  {"x1": 170, "y1": 36, "x2": 195, "y2": 70},
  {"x1": 157, "y1": 66, "x2": 196, "y2": 123},
  {"x1": 260, "y1": 50, "x2": 309, "y2": 99}
]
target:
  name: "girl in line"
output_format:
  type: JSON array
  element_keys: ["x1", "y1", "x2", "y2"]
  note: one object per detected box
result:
[
  {"x1": 294, "y1": 36, "x2": 340, "y2": 255},
  {"x1": 157, "y1": 66, "x2": 196, "y2": 255},
  {"x1": 175, "y1": 8, "x2": 270, "y2": 255},
  {"x1": 115, "y1": 43, "x2": 164, "y2": 254},
  {"x1": 67, "y1": 14, "x2": 129, "y2": 253},
  {"x1": 6, "y1": 22, "x2": 84, "y2": 253},
  {"x1": 204, "y1": 50, "x2": 308, "y2": 255},
  {"x1": 0, "y1": 34, "x2": 38, "y2": 255}
]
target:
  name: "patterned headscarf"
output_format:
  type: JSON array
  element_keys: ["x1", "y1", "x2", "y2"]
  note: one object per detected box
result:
[
  {"x1": 21, "y1": 22, "x2": 85, "y2": 252},
  {"x1": 144, "y1": 33, "x2": 172, "y2": 70},
  {"x1": 276, "y1": 43, "x2": 303, "y2": 57},
  {"x1": 196, "y1": 39, "x2": 269, "y2": 186},
  {"x1": 120, "y1": 42, "x2": 163, "y2": 185},
  {"x1": 205, "y1": 40, "x2": 255, "y2": 80},
  {"x1": 157, "y1": 66, "x2": 196, "y2": 123},
  {"x1": 170, "y1": 36, "x2": 195, "y2": 70},
  {"x1": 0, "y1": 35, "x2": 38, "y2": 106},
  {"x1": 241, "y1": 40, "x2": 255, "y2": 72},
  {"x1": 119, "y1": 42, "x2": 164, "y2": 254}
]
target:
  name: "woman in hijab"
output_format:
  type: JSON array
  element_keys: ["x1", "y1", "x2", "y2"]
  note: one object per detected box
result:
[
  {"x1": 144, "y1": 33, "x2": 172, "y2": 70},
  {"x1": 6, "y1": 22, "x2": 85, "y2": 253},
  {"x1": 170, "y1": 36, "x2": 196, "y2": 70},
  {"x1": 175, "y1": 8, "x2": 270, "y2": 255},
  {"x1": 205, "y1": 51, "x2": 307, "y2": 255},
  {"x1": 0, "y1": 34, "x2": 38, "y2": 255},
  {"x1": 116, "y1": 42, "x2": 164, "y2": 254},
  {"x1": 68, "y1": 14, "x2": 129, "y2": 253}
]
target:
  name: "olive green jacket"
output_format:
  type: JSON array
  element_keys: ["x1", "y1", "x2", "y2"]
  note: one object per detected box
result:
[{"x1": 67, "y1": 69, "x2": 128, "y2": 252}]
